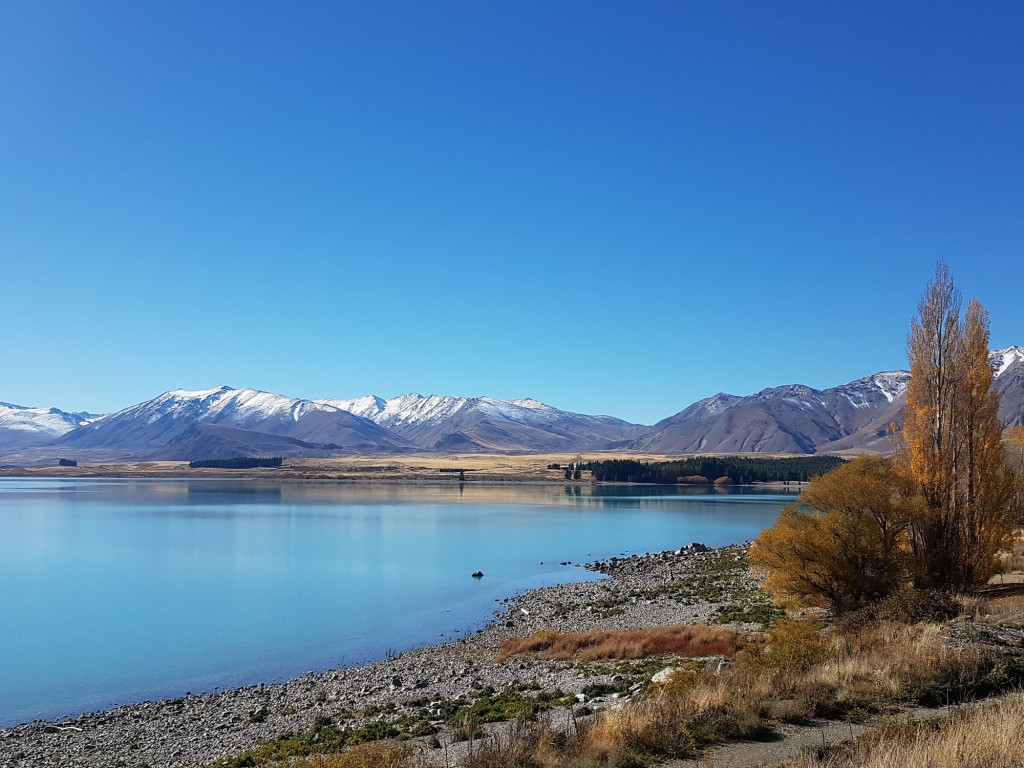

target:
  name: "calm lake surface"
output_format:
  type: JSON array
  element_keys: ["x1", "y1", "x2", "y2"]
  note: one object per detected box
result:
[{"x1": 0, "y1": 478, "x2": 795, "y2": 727}]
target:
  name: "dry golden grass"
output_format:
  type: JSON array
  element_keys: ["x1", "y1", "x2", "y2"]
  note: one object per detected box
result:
[
  {"x1": 786, "y1": 693, "x2": 1024, "y2": 768},
  {"x1": 290, "y1": 611, "x2": 1022, "y2": 768},
  {"x1": 627, "y1": 616, "x2": 998, "y2": 749},
  {"x1": 998, "y1": 529, "x2": 1024, "y2": 574},
  {"x1": 496, "y1": 626, "x2": 738, "y2": 663},
  {"x1": 478, "y1": 616, "x2": 1012, "y2": 766},
  {"x1": 970, "y1": 593, "x2": 1024, "y2": 624},
  {"x1": 288, "y1": 742, "x2": 421, "y2": 768},
  {"x1": 584, "y1": 694, "x2": 698, "y2": 760}
]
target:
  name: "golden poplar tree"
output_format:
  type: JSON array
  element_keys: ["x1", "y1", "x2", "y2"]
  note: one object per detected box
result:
[
  {"x1": 901, "y1": 263, "x2": 1015, "y2": 590},
  {"x1": 1005, "y1": 425, "x2": 1024, "y2": 524}
]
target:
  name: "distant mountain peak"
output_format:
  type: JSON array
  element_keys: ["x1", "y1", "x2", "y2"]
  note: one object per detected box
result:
[
  {"x1": 835, "y1": 371, "x2": 910, "y2": 405},
  {"x1": 0, "y1": 402, "x2": 93, "y2": 450},
  {"x1": 992, "y1": 347, "x2": 1024, "y2": 377}
]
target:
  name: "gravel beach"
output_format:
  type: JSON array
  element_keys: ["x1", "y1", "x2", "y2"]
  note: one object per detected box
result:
[{"x1": 0, "y1": 543, "x2": 756, "y2": 768}]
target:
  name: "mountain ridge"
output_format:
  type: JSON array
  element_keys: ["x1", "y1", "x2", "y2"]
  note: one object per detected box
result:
[
  {"x1": 3, "y1": 346, "x2": 1022, "y2": 462},
  {"x1": 0, "y1": 402, "x2": 98, "y2": 451}
]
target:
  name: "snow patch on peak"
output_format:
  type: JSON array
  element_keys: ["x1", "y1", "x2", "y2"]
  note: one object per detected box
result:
[
  {"x1": 704, "y1": 393, "x2": 741, "y2": 413},
  {"x1": 328, "y1": 393, "x2": 472, "y2": 429},
  {"x1": 869, "y1": 372, "x2": 910, "y2": 403},
  {"x1": 318, "y1": 395, "x2": 388, "y2": 421},
  {"x1": 844, "y1": 393, "x2": 869, "y2": 409},
  {"x1": 507, "y1": 398, "x2": 553, "y2": 411},
  {"x1": 95, "y1": 386, "x2": 348, "y2": 430},
  {"x1": 476, "y1": 397, "x2": 545, "y2": 421},
  {"x1": 783, "y1": 398, "x2": 815, "y2": 412},
  {"x1": 0, "y1": 402, "x2": 89, "y2": 436},
  {"x1": 165, "y1": 385, "x2": 234, "y2": 400},
  {"x1": 991, "y1": 347, "x2": 1024, "y2": 377},
  {"x1": 324, "y1": 392, "x2": 582, "y2": 430}
]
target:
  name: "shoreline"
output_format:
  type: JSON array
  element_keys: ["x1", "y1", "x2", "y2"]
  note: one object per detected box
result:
[
  {"x1": 0, "y1": 543, "x2": 757, "y2": 768},
  {"x1": 0, "y1": 473, "x2": 806, "y2": 491},
  {"x1": 0, "y1": 453, "x2": 821, "y2": 486}
]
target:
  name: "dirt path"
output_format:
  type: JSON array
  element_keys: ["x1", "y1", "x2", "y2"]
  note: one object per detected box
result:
[{"x1": 664, "y1": 705, "x2": 951, "y2": 767}]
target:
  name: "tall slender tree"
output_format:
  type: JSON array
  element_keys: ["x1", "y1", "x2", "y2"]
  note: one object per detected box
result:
[
  {"x1": 1007, "y1": 425, "x2": 1024, "y2": 524},
  {"x1": 901, "y1": 263, "x2": 1015, "y2": 590}
]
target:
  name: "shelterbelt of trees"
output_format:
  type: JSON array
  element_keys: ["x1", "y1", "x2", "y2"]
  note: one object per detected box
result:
[
  {"x1": 588, "y1": 455, "x2": 846, "y2": 485},
  {"x1": 188, "y1": 457, "x2": 284, "y2": 469},
  {"x1": 751, "y1": 263, "x2": 1024, "y2": 612}
]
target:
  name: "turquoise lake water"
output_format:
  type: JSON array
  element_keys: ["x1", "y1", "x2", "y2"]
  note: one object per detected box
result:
[{"x1": 0, "y1": 478, "x2": 795, "y2": 727}]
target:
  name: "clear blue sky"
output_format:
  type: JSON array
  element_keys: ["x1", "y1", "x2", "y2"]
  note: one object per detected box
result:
[{"x1": 2, "y1": 1, "x2": 1022, "y2": 425}]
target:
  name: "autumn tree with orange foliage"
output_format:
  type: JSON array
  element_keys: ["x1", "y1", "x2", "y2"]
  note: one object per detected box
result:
[
  {"x1": 749, "y1": 456, "x2": 919, "y2": 612},
  {"x1": 901, "y1": 263, "x2": 1016, "y2": 591},
  {"x1": 752, "y1": 264, "x2": 1018, "y2": 611}
]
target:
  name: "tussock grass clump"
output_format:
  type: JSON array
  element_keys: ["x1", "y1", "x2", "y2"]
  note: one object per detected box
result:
[
  {"x1": 973, "y1": 594, "x2": 1024, "y2": 624},
  {"x1": 462, "y1": 721, "x2": 548, "y2": 768},
  {"x1": 459, "y1": 705, "x2": 700, "y2": 768},
  {"x1": 289, "y1": 742, "x2": 419, "y2": 768},
  {"x1": 743, "y1": 619, "x2": 831, "y2": 672},
  {"x1": 786, "y1": 693, "x2": 1024, "y2": 768},
  {"x1": 998, "y1": 530, "x2": 1024, "y2": 573},
  {"x1": 584, "y1": 694, "x2": 698, "y2": 760},
  {"x1": 496, "y1": 625, "x2": 738, "y2": 662}
]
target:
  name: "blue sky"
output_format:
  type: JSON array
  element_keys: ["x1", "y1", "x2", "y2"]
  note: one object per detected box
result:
[{"x1": 2, "y1": 1, "x2": 1022, "y2": 425}]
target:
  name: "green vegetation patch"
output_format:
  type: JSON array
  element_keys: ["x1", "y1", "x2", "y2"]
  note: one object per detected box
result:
[
  {"x1": 635, "y1": 549, "x2": 760, "y2": 606},
  {"x1": 204, "y1": 684, "x2": 576, "y2": 767},
  {"x1": 589, "y1": 456, "x2": 845, "y2": 484},
  {"x1": 912, "y1": 657, "x2": 1024, "y2": 707},
  {"x1": 442, "y1": 685, "x2": 575, "y2": 727},
  {"x1": 206, "y1": 715, "x2": 402, "y2": 768}
]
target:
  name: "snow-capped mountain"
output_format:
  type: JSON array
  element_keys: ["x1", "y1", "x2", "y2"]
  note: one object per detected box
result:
[
  {"x1": 0, "y1": 402, "x2": 95, "y2": 450},
  {"x1": 2, "y1": 345, "x2": 1021, "y2": 462},
  {"x1": 994, "y1": 346, "x2": 1024, "y2": 427},
  {"x1": 323, "y1": 393, "x2": 643, "y2": 452},
  {"x1": 58, "y1": 386, "x2": 415, "y2": 457},
  {"x1": 51, "y1": 387, "x2": 643, "y2": 459},
  {"x1": 993, "y1": 346, "x2": 1024, "y2": 378},
  {"x1": 633, "y1": 347, "x2": 1021, "y2": 455},
  {"x1": 632, "y1": 373, "x2": 910, "y2": 455}
]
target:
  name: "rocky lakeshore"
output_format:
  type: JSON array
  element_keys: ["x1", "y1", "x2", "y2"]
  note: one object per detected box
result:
[{"x1": 0, "y1": 544, "x2": 760, "y2": 768}]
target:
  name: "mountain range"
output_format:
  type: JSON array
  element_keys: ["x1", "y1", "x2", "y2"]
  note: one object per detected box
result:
[{"x1": 2, "y1": 347, "x2": 1022, "y2": 464}]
